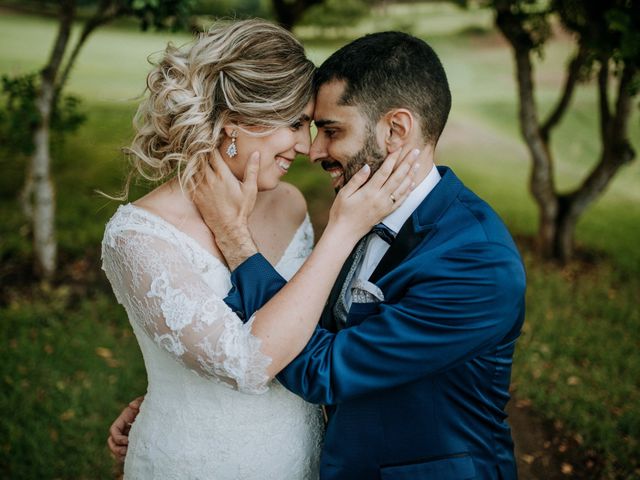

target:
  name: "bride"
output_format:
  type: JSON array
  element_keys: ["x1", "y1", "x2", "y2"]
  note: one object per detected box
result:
[{"x1": 102, "y1": 19, "x2": 415, "y2": 479}]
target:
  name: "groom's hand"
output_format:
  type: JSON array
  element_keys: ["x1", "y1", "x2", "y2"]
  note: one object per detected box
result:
[
  {"x1": 107, "y1": 396, "x2": 144, "y2": 462},
  {"x1": 194, "y1": 149, "x2": 260, "y2": 270}
]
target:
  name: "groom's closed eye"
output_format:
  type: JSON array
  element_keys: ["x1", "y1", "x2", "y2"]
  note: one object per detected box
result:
[{"x1": 322, "y1": 129, "x2": 337, "y2": 139}]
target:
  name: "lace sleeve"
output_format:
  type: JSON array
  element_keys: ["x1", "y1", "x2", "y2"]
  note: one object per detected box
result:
[{"x1": 101, "y1": 226, "x2": 271, "y2": 394}]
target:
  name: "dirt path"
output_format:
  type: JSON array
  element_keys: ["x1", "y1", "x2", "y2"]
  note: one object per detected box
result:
[{"x1": 509, "y1": 397, "x2": 599, "y2": 479}]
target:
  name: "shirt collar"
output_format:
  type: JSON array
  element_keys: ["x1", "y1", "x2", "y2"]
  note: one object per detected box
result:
[{"x1": 381, "y1": 164, "x2": 441, "y2": 234}]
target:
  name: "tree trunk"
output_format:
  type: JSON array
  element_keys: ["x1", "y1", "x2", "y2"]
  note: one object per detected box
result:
[
  {"x1": 511, "y1": 47, "x2": 558, "y2": 258},
  {"x1": 553, "y1": 194, "x2": 577, "y2": 263},
  {"x1": 30, "y1": 0, "x2": 76, "y2": 280},
  {"x1": 19, "y1": 166, "x2": 34, "y2": 219},
  {"x1": 32, "y1": 80, "x2": 57, "y2": 278}
]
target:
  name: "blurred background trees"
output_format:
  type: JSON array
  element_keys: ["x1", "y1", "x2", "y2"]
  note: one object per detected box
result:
[
  {"x1": 1, "y1": 0, "x2": 194, "y2": 280},
  {"x1": 3, "y1": 0, "x2": 637, "y2": 278},
  {"x1": 490, "y1": 0, "x2": 639, "y2": 262}
]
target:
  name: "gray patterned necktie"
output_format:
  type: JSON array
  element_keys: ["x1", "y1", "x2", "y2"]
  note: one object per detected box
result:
[
  {"x1": 332, "y1": 224, "x2": 395, "y2": 329},
  {"x1": 332, "y1": 236, "x2": 368, "y2": 330}
]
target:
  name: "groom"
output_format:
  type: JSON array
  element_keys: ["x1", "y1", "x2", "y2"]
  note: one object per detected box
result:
[
  {"x1": 209, "y1": 31, "x2": 525, "y2": 479},
  {"x1": 111, "y1": 32, "x2": 526, "y2": 479}
]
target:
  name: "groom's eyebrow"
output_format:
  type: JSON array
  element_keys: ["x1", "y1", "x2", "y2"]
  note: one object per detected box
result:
[{"x1": 314, "y1": 119, "x2": 339, "y2": 128}]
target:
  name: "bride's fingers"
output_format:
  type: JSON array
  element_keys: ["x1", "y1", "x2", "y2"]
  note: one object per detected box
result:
[
  {"x1": 389, "y1": 175, "x2": 414, "y2": 209},
  {"x1": 393, "y1": 145, "x2": 419, "y2": 170},
  {"x1": 241, "y1": 152, "x2": 260, "y2": 193},
  {"x1": 363, "y1": 149, "x2": 402, "y2": 191},
  {"x1": 339, "y1": 164, "x2": 371, "y2": 198},
  {"x1": 379, "y1": 150, "x2": 419, "y2": 196}
]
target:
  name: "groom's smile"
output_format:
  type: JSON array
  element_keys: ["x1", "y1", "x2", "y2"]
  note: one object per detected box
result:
[{"x1": 320, "y1": 160, "x2": 345, "y2": 190}]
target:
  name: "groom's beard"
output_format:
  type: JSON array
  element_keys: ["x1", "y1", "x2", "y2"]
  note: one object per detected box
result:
[{"x1": 339, "y1": 129, "x2": 386, "y2": 192}]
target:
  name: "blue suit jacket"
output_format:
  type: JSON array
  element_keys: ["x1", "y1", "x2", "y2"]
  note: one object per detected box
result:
[{"x1": 225, "y1": 167, "x2": 526, "y2": 480}]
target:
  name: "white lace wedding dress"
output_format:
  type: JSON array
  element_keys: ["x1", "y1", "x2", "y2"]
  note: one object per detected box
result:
[{"x1": 101, "y1": 204, "x2": 323, "y2": 480}]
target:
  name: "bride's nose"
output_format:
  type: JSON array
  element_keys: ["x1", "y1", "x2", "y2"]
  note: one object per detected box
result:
[
  {"x1": 294, "y1": 142, "x2": 310, "y2": 156},
  {"x1": 293, "y1": 128, "x2": 311, "y2": 156}
]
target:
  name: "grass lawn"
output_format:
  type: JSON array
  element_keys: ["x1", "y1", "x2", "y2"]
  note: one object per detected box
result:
[{"x1": 1, "y1": 5, "x2": 639, "y2": 478}]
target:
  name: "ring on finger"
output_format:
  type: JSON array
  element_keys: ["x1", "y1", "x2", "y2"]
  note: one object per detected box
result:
[{"x1": 390, "y1": 193, "x2": 396, "y2": 204}]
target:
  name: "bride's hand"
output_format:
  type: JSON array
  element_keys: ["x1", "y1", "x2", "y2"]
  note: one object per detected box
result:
[
  {"x1": 193, "y1": 149, "x2": 259, "y2": 233},
  {"x1": 327, "y1": 147, "x2": 420, "y2": 242}
]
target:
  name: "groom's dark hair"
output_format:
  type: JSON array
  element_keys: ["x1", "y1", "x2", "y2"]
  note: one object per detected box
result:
[{"x1": 314, "y1": 31, "x2": 451, "y2": 145}]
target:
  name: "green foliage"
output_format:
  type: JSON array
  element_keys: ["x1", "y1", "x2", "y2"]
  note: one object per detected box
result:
[
  {"x1": 126, "y1": 0, "x2": 196, "y2": 31},
  {"x1": 485, "y1": 0, "x2": 553, "y2": 51},
  {"x1": 555, "y1": 0, "x2": 640, "y2": 78},
  {"x1": 0, "y1": 73, "x2": 86, "y2": 157},
  {"x1": 299, "y1": 0, "x2": 369, "y2": 28},
  {"x1": 0, "y1": 74, "x2": 38, "y2": 157},
  {"x1": 488, "y1": 0, "x2": 640, "y2": 75},
  {"x1": 190, "y1": 0, "x2": 269, "y2": 18}
]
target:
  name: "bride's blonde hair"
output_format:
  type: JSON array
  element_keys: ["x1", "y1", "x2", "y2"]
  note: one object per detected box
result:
[{"x1": 119, "y1": 19, "x2": 315, "y2": 198}]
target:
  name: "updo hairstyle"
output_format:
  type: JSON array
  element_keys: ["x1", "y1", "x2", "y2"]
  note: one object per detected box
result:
[{"x1": 122, "y1": 19, "x2": 315, "y2": 196}]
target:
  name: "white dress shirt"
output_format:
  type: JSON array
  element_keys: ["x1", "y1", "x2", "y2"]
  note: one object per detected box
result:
[{"x1": 346, "y1": 165, "x2": 441, "y2": 309}]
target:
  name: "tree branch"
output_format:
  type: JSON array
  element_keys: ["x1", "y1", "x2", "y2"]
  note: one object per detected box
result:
[
  {"x1": 42, "y1": 0, "x2": 77, "y2": 86},
  {"x1": 597, "y1": 56, "x2": 611, "y2": 146},
  {"x1": 612, "y1": 63, "x2": 635, "y2": 145},
  {"x1": 540, "y1": 43, "x2": 587, "y2": 142},
  {"x1": 56, "y1": 0, "x2": 118, "y2": 95},
  {"x1": 496, "y1": 7, "x2": 556, "y2": 205},
  {"x1": 569, "y1": 63, "x2": 636, "y2": 222}
]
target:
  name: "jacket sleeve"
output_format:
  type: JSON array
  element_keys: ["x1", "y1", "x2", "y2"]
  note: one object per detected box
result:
[
  {"x1": 223, "y1": 253, "x2": 287, "y2": 323},
  {"x1": 276, "y1": 242, "x2": 526, "y2": 405}
]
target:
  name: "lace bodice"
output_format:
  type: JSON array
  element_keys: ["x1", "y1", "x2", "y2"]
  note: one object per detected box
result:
[{"x1": 101, "y1": 204, "x2": 322, "y2": 479}]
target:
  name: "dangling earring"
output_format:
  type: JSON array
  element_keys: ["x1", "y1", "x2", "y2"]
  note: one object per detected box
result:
[{"x1": 226, "y1": 130, "x2": 238, "y2": 158}]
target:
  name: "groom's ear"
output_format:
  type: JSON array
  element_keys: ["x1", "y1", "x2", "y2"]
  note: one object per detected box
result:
[{"x1": 382, "y1": 109, "x2": 414, "y2": 153}]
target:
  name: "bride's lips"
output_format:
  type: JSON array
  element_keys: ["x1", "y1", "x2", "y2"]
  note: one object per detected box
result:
[
  {"x1": 321, "y1": 160, "x2": 345, "y2": 189},
  {"x1": 275, "y1": 155, "x2": 293, "y2": 174}
]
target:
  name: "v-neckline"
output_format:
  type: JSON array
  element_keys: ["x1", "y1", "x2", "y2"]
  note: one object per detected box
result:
[{"x1": 122, "y1": 203, "x2": 308, "y2": 272}]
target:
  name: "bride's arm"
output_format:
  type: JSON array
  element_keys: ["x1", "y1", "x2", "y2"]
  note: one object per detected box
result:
[
  {"x1": 194, "y1": 148, "x2": 419, "y2": 378},
  {"x1": 102, "y1": 225, "x2": 275, "y2": 393}
]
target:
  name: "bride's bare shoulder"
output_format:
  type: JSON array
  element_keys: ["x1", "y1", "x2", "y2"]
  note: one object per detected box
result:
[{"x1": 132, "y1": 181, "x2": 194, "y2": 223}]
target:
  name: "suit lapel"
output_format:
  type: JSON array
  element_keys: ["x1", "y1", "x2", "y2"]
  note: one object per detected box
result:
[
  {"x1": 369, "y1": 166, "x2": 463, "y2": 284},
  {"x1": 369, "y1": 215, "x2": 430, "y2": 283}
]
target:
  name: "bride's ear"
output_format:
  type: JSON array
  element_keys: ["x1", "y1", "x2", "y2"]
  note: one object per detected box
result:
[
  {"x1": 222, "y1": 125, "x2": 236, "y2": 138},
  {"x1": 383, "y1": 109, "x2": 413, "y2": 153}
]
